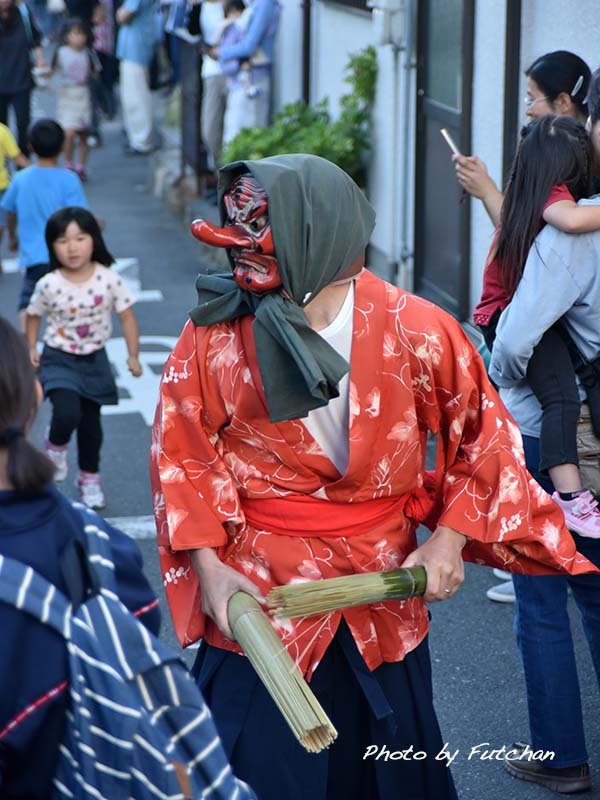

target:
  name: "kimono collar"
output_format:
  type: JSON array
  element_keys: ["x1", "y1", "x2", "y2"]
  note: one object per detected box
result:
[{"x1": 189, "y1": 154, "x2": 376, "y2": 423}]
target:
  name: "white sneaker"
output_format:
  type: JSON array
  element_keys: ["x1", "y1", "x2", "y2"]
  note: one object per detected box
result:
[
  {"x1": 46, "y1": 441, "x2": 68, "y2": 482},
  {"x1": 493, "y1": 568, "x2": 512, "y2": 581},
  {"x1": 486, "y1": 579, "x2": 515, "y2": 603},
  {"x1": 78, "y1": 472, "x2": 105, "y2": 509}
]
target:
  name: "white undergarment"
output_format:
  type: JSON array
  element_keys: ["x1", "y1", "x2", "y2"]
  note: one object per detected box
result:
[{"x1": 303, "y1": 283, "x2": 354, "y2": 475}]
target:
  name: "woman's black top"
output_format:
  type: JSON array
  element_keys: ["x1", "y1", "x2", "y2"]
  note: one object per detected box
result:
[{"x1": 0, "y1": 6, "x2": 41, "y2": 94}]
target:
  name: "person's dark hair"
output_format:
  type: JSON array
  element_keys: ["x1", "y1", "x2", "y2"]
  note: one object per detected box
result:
[
  {"x1": 53, "y1": 16, "x2": 92, "y2": 60},
  {"x1": 0, "y1": 0, "x2": 19, "y2": 34},
  {"x1": 496, "y1": 115, "x2": 593, "y2": 295},
  {"x1": 587, "y1": 67, "x2": 600, "y2": 126},
  {"x1": 28, "y1": 118, "x2": 65, "y2": 158},
  {"x1": 224, "y1": 0, "x2": 245, "y2": 17},
  {"x1": 46, "y1": 207, "x2": 114, "y2": 271},
  {"x1": 526, "y1": 50, "x2": 591, "y2": 118},
  {"x1": 0, "y1": 317, "x2": 55, "y2": 493}
]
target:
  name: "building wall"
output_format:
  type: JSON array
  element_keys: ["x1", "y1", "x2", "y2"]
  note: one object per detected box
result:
[
  {"x1": 272, "y1": 0, "x2": 304, "y2": 109},
  {"x1": 468, "y1": 0, "x2": 506, "y2": 312},
  {"x1": 369, "y1": 3, "x2": 417, "y2": 285},
  {"x1": 274, "y1": 1, "x2": 414, "y2": 282},
  {"x1": 310, "y1": 3, "x2": 375, "y2": 117},
  {"x1": 520, "y1": 2, "x2": 599, "y2": 85},
  {"x1": 274, "y1": 0, "x2": 600, "y2": 316},
  {"x1": 469, "y1": 0, "x2": 600, "y2": 314}
]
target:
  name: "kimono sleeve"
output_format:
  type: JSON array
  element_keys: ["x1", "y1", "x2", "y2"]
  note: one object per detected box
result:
[
  {"x1": 152, "y1": 319, "x2": 243, "y2": 551},
  {"x1": 412, "y1": 305, "x2": 596, "y2": 575}
]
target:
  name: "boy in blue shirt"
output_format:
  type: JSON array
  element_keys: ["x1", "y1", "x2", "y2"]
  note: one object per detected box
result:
[{"x1": 1, "y1": 119, "x2": 88, "y2": 326}]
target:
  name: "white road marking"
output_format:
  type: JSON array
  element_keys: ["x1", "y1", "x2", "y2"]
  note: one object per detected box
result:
[
  {"x1": 103, "y1": 335, "x2": 178, "y2": 426},
  {"x1": 1, "y1": 257, "x2": 163, "y2": 302},
  {"x1": 106, "y1": 515, "x2": 156, "y2": 539},
  {"x1": 0, "y1": 258, "x2": 20, "y2": 273},
  {"x1": 108, "y1": 513, "x2": 201, "y2": 650}
]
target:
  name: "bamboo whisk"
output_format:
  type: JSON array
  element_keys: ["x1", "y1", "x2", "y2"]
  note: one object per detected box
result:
[
  {"x1": 267, "y1": 567, "x2": 427, "y2": 619},
  {"x1": 227, "y1": 591, "x2": 338, "y2": 753}
]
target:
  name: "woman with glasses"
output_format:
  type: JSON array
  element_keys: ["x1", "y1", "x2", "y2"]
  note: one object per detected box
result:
[{"x1": 454, "y1": 50, "x2": 591, "y2": 227}]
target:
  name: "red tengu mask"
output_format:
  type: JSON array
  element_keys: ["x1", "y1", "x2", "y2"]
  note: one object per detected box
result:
[{"x1": 190, "y1": 174, "x2": 282, "y2": 294}]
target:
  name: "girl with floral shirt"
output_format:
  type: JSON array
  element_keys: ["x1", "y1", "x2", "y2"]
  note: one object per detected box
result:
[{"x1": 25, "y1": 206, "x2": 142, "y2": 509}]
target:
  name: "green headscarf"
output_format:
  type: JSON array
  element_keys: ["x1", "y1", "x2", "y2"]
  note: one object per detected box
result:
[{"x1": 189, "y1": 154, "x2": 376, "y2": 422}]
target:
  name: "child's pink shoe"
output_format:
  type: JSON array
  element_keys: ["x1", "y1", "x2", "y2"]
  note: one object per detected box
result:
[
  {"x1": 78, "y1": 471, "x2": 105, "y2": 509},
  {"x1": 45, "y1": 440, "x2": 68, "y2": 482},
  {"x1": 75, "y1": 164, "x2": 88, "y2": 182},
  {"x1": 552, "y1": 490, "x2": 600, "y2": 538}
]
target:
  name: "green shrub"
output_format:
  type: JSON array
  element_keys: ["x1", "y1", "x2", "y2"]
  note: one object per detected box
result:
[{"x1": 222, "y1": 45, "x2": 377, "y2": 186}]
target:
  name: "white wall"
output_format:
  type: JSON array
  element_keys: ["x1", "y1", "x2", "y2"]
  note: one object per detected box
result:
[
  {"x1": 272, "y1": 0, "x2": 304, "y2": 109},
  {"x1": 308, "y1": 2, "x2": 414, "y2": 279},
  {"x1": 469, "y1": 0, "x2": 507, "y2": 312},
  {"x1": 368, "y1": 3, "x2": 417, "y2": 284},
  {"x1": 520, "y1": 3, "x2": 599, "y2": 81},
  {"x1": 276, "y1": 1, "x2": 406, "y2": 273},
  {"x1": 310, "y1": 3, "x2": 375, "y2": 117}
]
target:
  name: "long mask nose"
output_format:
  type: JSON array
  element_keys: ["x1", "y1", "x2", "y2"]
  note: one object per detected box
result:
[{"x1": 190, "y1": 218, "x2": 253, "y2": 249}]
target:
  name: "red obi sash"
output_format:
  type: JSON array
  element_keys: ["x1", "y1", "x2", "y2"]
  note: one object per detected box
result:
[{"x1": 241, "y1": 494, "x2": 411, "y2": 538}]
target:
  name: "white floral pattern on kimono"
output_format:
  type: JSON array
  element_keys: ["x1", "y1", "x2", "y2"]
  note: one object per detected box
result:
[{"x1": 151, "y1": 271, "x2": 596, "y2": 678}]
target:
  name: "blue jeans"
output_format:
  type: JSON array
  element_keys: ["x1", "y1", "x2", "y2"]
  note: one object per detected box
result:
[{"x1": 514, "y1": 435, "x2": 600, "y2": 766}]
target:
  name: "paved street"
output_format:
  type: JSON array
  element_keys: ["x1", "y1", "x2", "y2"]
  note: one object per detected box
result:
[{"x1": 1, "y1": 114, "x2": 599, "y2": 799}]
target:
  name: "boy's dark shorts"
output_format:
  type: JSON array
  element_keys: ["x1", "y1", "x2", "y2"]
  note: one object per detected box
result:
[{"x1": 19, "y1": 263, "x2": 50, "y2": 311}]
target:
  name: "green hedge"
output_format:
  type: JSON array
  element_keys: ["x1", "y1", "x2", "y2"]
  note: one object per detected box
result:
[{"x1": 222, "y1": 46, "x2": 378, "y2": 186}]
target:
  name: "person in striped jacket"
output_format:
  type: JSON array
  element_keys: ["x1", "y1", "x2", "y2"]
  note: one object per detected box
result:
[{"x1": 0, "y1": 314, "x2": 256, "y2": 799}]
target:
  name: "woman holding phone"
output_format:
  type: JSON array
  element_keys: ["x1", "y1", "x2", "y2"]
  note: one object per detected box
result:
[{"x1": 454, "y1": 50, "x2": 591, "y2": 226}]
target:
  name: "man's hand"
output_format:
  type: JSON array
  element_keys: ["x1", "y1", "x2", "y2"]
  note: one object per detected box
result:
[
  {"x1": 401, "y1": 525, "x2": 466, "y2": 602},
  {"x1": 207, "y1": 45, "x2": 219, "y2": 60},
  {"x1": 8, "y1": 232, "x2": 18, "y2": 252},
  {"x1": 191, "y1": 548, "x2": 265, "y2": 640}
]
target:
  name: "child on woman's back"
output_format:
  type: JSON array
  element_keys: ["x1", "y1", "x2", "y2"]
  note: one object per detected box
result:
[
  {"x1": 475, "y1": 115, "x2": 600, "y2": 536},
  {"x1": 53, "y1": 19, "x2": 97, "y2": 181},
  {"x1": 25, "y1": 206, "x2": 142, "y2": 510},
  {"x1": 218, "y1": 0, "x2": 270, "y2": 144}
]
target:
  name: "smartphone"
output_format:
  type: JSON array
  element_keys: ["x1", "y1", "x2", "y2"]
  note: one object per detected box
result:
[{"x1": 440, "y1": 128, "x2": 462, "y2": 157}]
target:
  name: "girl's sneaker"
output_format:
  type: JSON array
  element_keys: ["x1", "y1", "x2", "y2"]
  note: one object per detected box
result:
[
  {"x1": 45, "y1": 440, "x2": 68, "y2": 482},
  {"x1": 78, "y1": 471, "x2": 105, "y2": 509},
  {"x1": 552, "y1": 490, "x2": 600, "y2": 538},
  {"x1": 75, "y1": 164, "x2": 88, "y2": 182}
]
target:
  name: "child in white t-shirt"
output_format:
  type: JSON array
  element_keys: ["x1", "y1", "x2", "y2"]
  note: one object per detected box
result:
[
  {"x1": 53, "y1": 20, "x2": 97, "y2": 181},
  {"x1": 25, "y1": 206, "x2": 142, "y2": 509}
]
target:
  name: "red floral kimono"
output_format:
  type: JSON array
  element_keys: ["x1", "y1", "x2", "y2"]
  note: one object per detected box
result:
[{"x1": 151, "y1": 271, "x2": 595, "y2": 678}]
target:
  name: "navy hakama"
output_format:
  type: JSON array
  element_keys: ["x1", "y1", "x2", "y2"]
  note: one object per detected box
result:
[{"x1": 193, "y1": 621, "x2": 458, "y2": 800}]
